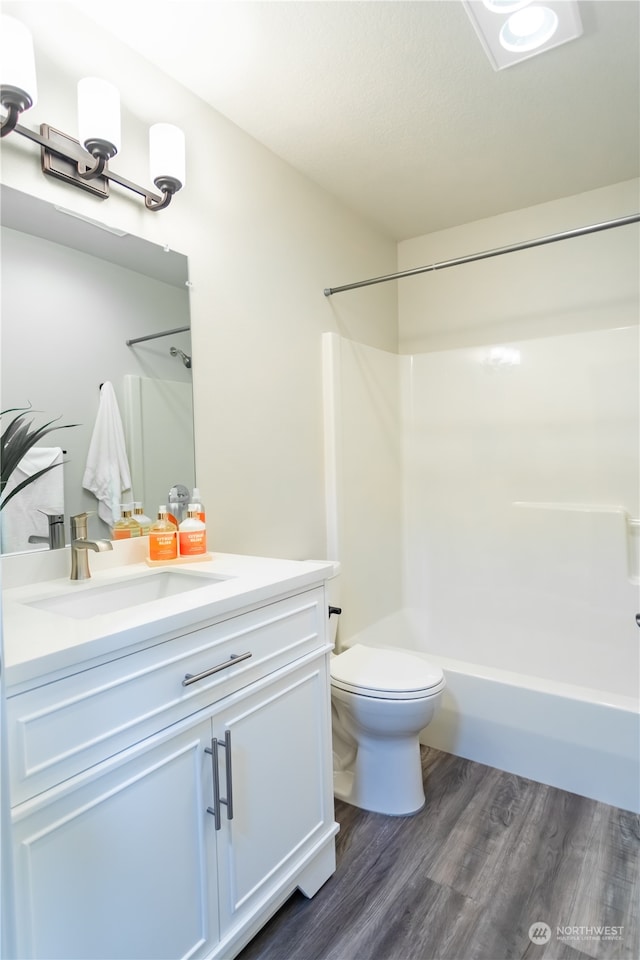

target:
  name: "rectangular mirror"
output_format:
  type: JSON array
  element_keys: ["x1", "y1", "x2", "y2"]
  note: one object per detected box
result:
[{"x1": 0, "y1": 185, "x2": 195, "y2": 553}]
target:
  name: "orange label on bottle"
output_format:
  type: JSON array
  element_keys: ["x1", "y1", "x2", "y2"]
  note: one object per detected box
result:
[
  {"x1": 179, "y1": 530, "x2": 207, "y2": 556},
  {"x1": 113, "y1": 529, "x2": 133, "y2": 539},
  {"x1": 149, "y1": 532, "x2": 178, "y2": 561}
]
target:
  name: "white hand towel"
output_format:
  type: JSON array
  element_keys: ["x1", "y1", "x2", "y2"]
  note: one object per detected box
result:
[
  {"x1": 0, "y1": 446, "x2": 64, "y2": 553},
  {"x1": 82, "y1": 381, "x2": 132, "y2": 526}
]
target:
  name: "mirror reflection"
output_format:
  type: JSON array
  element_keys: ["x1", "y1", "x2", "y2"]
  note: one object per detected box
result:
[{"x1": 0, "y1": 185, "x2": 195, "y2": 553}]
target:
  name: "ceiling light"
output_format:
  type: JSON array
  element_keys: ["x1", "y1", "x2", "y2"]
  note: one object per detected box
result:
[
  {"x1": 0, "y1": 14, "x2": 37, "y2": 119},
  {"x1": 0, "y1": 15, "x2": 185, "y2": 211},
  {"x1": 77, "y1": 77, "x2": 121, "y2": 161},
  {"x1": 463, "y1": 0, "x2": 582, "y2": 70},
  {"x1": 500, "y1": 6, "x2": 559, "y2": 52}
]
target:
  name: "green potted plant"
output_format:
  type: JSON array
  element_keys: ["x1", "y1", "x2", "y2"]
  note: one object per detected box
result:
[{"x1": 0, "y1": 405, "x2": 77, "y2": 511}]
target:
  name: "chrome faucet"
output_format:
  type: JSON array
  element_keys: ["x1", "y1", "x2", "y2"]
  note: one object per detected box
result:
[
  {"x1": 70, "y1": 512, "x2": 113, "y2": 581},
  {"x1": 28, "y1": 507, "x2": 66, "y2": 550}
]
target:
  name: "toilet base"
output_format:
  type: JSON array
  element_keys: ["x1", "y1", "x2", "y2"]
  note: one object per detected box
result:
[
  {"x1": 333, "y1": 769, "x2": 354, "y2": 802},
  {"x1": 333, "y1": 731, "x2": 426, "y2": 816}
]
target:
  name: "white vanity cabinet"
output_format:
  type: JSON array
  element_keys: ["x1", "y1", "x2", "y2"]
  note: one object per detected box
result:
[{"x1": 7, "y1": 582, "x2": 337, "y2": 960}]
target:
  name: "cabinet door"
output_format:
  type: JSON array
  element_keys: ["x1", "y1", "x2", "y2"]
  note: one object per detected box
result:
[
  {"x1": 12, "y1": 718, "x2": 219, "y2": 960},
  {"x1": 212, "y1": 656, "x2": 334, "y2": 936}
]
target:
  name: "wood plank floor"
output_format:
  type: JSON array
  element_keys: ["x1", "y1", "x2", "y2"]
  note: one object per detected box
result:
[{"x1": 238, "y1": 747, "x2": 639, "y2": 960}]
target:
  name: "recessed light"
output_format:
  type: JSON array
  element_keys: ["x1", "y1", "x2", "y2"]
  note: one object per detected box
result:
[
  {"x1": 463, "y1": 0, "x2": 582, "y2": 70},
  {"x1": 500, "y1": 6, "x2": 559, "y2": 52}
]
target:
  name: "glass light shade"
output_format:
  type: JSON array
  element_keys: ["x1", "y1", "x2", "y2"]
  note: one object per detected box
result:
[
  {"x1": 77, "y1": 77, "x2": 121, "y2": 154},
  {"x1": 0, "y1": 15, "x2": 38, "y2": 106},
  {"x1": 500, "y1": 6, "x2": 559, "y2": 52},
  {"x1": 149, "y1": 123, "x2": 186, "y2": 188}
]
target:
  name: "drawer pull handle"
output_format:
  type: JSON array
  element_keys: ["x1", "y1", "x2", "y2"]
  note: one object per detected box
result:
[
  {"x1": 182, "y1": 652, "x2": 252, "y2": 687},
  {"x1": 205, "y1": 731, "x2": 233, "y2": 829}
]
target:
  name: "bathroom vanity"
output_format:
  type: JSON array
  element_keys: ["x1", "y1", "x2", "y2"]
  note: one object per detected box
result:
[{"x1": 2, "y1": 543, "x2": 338, "y2": 960}]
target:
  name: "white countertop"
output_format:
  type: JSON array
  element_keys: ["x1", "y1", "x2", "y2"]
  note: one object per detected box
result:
[{"x1": 1, "y1": 540, "x2": 336, "y2": 690}]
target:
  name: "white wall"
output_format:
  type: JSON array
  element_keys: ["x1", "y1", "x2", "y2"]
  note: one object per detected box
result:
[
  {"x1": 0, "y1": 1, "x2": 397, "y2": 561},
  {"x1": 402, "y1": 326, "x2": 639, "y2": 695}
]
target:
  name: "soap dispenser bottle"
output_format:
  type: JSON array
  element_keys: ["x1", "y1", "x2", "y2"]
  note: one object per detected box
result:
[
  {"x1": 178, "y1": 503, "x2": 207, "y2": 556},
  {"x1": 149, "y1": 505, "x2": 178, "y2": 561},
  {"x1": 112, "y1": 504, "x2": 142, "y2": 539},
  {"x1": 133, "y1": 501, "x2": 152, "y2": 535}
]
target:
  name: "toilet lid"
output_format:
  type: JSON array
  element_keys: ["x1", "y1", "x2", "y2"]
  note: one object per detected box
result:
[{"x1": 330, "y1": 644, "x2": 445, "y2": 699}]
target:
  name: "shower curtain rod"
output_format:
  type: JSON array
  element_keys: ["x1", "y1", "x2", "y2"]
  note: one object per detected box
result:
[
  {"x1": 323, "y1": 213, "x2": 640, "y2": 297},
  {"x1": 126, "y1": 325, "x2": 190, "y2": 346}
]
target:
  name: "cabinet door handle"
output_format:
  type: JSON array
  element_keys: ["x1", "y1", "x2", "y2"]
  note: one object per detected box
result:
[
  {"x1": 218, "y1": 730, "x2": 234, "y2": 822},
  {"x1": 182, "y1": 651, "x2": 252, "y2": 687},
  {"x1": 205, "y1": 731, "x2": 233, "y2": 829},
  {"x1": 204, "y1": 739, "x2": 221, "y2": 830}
]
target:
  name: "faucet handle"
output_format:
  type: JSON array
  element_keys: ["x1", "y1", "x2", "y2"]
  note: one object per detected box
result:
[
  {"x1": 38, "y1": 506, "x2": 64, "y2": 521},
  {"x1": 70, "y1": 511, "x2": 92, "y2": 539},
  {"x1": 36, "y1": 507, "x2": 66, "y2": 549}
]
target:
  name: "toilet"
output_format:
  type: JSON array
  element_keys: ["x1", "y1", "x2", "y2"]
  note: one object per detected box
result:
[{"x1": 328, "y1": 579, "x2": 445, "y2": 816}]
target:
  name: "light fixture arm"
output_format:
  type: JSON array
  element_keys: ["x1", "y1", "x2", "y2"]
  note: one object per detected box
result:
[
  {"x1": 145, "y1": 176, "x2": 181, "y2": 211},
  {"x1": 77, "y1": 152, "x2": 108, "y2": 181},
  {"x1": 4, "y1": 120, "x2": 177, "y2": 209},
  {"x1": 0, "y1": 105, "x2": 20, "y2": 137},
  {"x1": 0, "y1": 86, "x2": 33, "y2": 136}
]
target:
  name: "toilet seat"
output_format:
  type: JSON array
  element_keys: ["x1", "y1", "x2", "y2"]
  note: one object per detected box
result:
[{"x1": 330, "y1": 644, "x2": 445, "y2": 700}]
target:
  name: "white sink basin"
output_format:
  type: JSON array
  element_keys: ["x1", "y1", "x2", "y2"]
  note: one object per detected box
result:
[{"x1": 25, "y1": 571, "x2": 230, "y2": 620}]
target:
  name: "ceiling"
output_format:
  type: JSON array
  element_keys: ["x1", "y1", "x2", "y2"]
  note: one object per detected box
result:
[{"x1": 30, "y1": 2, "x2": 640, "y2": 240}]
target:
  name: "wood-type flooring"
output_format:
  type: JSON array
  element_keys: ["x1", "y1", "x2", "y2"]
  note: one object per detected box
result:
[{"x1": 237, "y1": 747, "x2": 639, "y2": 960}]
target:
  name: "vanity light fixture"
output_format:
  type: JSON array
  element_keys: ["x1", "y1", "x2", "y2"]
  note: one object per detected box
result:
[
  {"x1": 462, "y1": 0, "x2": 582, "y2": 70},
  {"x1": 0, "y1": 15, "x2": 185, "y2": 210}
]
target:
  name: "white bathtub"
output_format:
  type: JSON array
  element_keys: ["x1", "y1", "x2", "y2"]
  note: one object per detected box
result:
[{"x1": 342, "y1": 610, "x2": 640, "y2": 814}]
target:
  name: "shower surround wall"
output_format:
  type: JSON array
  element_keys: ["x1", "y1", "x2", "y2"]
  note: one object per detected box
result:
[
  {"x1": 325, "y1": 181, "x2": 640, "y2": 810},
  {"x1": 403, "y1": 324, "x2": 639, "y2": 696}
]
